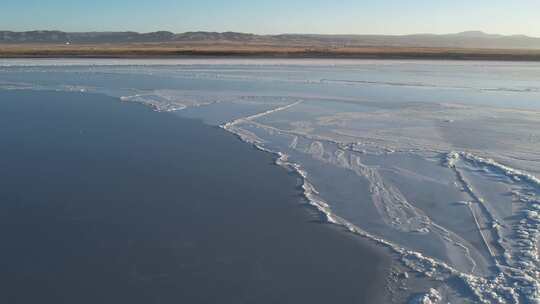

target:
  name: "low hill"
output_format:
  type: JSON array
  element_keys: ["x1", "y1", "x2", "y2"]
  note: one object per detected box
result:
[{"x1": 1, "y1": 30, "x2": 540, "y2": 49}]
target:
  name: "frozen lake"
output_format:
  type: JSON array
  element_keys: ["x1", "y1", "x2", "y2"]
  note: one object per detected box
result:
[{"x1": 1, "y1": 58, "x2": 539, "y2": 303}]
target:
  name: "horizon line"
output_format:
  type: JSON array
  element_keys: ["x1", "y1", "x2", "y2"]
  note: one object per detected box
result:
[{"x1": 1, "y1": 29, "x2": 538, "y2": 38}]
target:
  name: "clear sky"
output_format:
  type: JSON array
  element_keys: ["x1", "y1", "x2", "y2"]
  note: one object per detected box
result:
[{"x1": 2, "y1": 0, "x2": 539, "y2": 36}]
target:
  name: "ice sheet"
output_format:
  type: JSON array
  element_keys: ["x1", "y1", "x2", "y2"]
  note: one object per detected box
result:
[{"x1": 1, "y1": 59, "x2": 539, "y2": 303}]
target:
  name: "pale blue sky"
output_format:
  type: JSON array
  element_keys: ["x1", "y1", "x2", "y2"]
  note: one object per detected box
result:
[{"x1": 1, "y1": 0, "x2": 539, "y2": 36}]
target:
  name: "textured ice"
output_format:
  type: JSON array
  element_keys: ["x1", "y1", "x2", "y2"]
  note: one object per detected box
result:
[
  {"x1": 409, "y1": 288, "x2": 442, "y2": 304},
  {"x1": 1, "y1": 59, "x2": 539, "y2": 303}
]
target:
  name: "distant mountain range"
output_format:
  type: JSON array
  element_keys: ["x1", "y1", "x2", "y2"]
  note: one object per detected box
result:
[{"x1": 1, "y1": 30, "x2": 540, "y2": 49}]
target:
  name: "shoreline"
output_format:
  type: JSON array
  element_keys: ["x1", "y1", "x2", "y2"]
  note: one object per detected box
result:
[{"x1": 2, "y1": 45, "x2": 540, "y2": 61}]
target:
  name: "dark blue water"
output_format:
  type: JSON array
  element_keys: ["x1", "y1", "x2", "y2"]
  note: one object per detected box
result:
[{"x1": 0, "y1": 90, "x2": 389, "y2": 304}]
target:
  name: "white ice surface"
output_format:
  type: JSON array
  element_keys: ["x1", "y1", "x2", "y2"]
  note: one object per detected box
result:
[{"x1": 1, "y1": 59, "x2": 539, "y2": 303}]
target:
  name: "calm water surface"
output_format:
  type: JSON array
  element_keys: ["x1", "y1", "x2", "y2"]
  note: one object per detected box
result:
[{"x1": 0, "y1": 90, "x2": 389, "y2": 304}]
